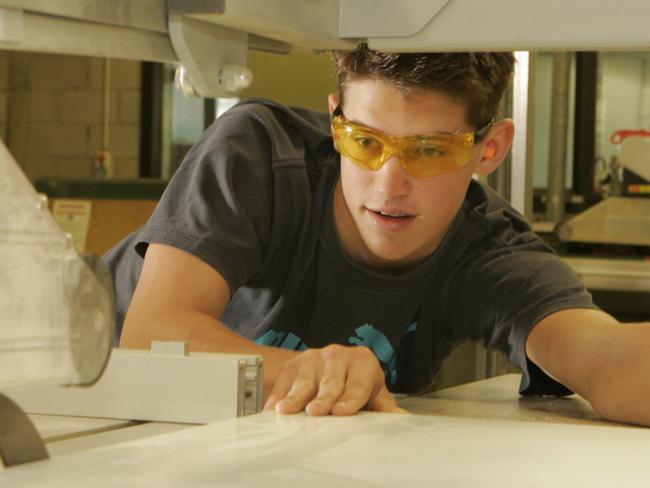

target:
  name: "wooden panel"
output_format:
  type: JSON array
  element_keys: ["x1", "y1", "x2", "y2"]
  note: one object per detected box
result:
[
  {"x1": 49, "y1": 198, "x2": 157, "y2": 255},
  {"x1": 84, "y1": 199, "x2": 157, "y2": 255}
]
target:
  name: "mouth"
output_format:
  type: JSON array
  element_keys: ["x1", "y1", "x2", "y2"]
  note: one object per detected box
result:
[
  {"x1": 374, "y1": 210, "x2": 411, "y2": 218},
  {"x1": 367, "y1": 206, "x2": 415, "y2": 218},
  {"x1": 366, "y1": 207, "x2": 418, "y2": 228}
]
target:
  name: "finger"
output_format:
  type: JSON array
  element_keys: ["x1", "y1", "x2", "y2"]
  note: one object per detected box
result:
[
  {"x1": 275, "y1": 373, "x2": 319, "y2": 414},
  {"x1": 367, "y1": 387, "x2": 409, "y2": 414},
  {"x1": 263, "y1": 372, "x2": 295, "y2": 412},
  {"x1": 305, "y1": 359, "x2": 347, "y2": 416},
  {"x1": 330, "y1": 365, "x2": 381, "y2": 416}
]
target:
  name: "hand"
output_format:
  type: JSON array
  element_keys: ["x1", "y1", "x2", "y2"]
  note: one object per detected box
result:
[{"x1": 263, "y1": 344, "x2": 407, "y2": 416}]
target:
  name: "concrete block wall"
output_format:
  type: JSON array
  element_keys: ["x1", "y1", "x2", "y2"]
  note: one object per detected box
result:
[
  {"x1": 1, "y1": 52, "x2": 141, "y2": 181},
  {"x1": 0, "y1": 52, "x2": 9, "y2": 142}
]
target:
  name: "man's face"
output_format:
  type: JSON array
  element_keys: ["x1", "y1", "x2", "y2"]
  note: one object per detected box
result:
[{"x1": 332, "y1": 78, "x2": 489, "y2": 270}]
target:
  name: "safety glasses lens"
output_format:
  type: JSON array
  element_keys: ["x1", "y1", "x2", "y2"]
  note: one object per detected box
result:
[
  {"x1": 402, "y1": 140, "x2": 471, "y2": 177},
  {"x1": 340, "y1": 130, "x2": 384, "y2": 169},
  {"x1": 333, "y1": 121, "x2": 474, "y2": 177}
]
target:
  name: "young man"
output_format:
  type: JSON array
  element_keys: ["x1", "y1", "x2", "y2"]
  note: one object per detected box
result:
[{"x1": 107, "y1": 45, "x2": 650, "y2": 425}]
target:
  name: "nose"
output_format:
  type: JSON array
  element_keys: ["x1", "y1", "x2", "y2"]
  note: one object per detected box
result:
[{"x1": 372, "y1": 153, "x2": 413, "y2": 200}]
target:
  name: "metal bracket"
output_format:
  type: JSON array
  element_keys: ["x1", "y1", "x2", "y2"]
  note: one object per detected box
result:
[
  {"x1": 0, "y1": 393, "x2": 48, "y2": 468},
  {"x1": 167, "y1": 1, "x2": 251, "y2": 98}
]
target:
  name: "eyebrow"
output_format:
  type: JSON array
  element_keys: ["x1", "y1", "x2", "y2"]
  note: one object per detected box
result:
[
  {"x1": 333, "y1": 105, "x2": 465, "y2": 138},
  {"x1": 347, "y1": 117, "x2": 459, "y2": 138}
]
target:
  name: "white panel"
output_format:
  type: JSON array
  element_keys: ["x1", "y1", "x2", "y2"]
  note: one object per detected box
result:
[
  {"x1": 368, "y1": 0, "x2": 650, "y2": 51},
  {"x1": 192, "y1": 0, "x2": 355, "y2": 50},
  {"x1": 339, "y1": 0, "x2": 450, "y2": 38},
  {"x1": 1, "y1": 411, "x2": 650, "y2": 486}
]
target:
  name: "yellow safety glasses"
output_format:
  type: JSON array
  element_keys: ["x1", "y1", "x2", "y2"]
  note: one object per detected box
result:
[{"x1": 331, "y1": 106, "x2": 493, "y2": 178}]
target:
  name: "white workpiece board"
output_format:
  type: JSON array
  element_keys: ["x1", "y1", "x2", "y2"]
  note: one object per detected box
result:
[{"x1": 0, "y1": 411, "x2": 648, "y2": 487}]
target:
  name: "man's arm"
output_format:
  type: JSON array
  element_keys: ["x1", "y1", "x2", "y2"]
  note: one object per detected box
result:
[
  {"x1": 121, "y1": 243, "x2": 403, "y2": 415},
  {"x1": 526, "y1": 308, "x2": 650, "y2": 426}
]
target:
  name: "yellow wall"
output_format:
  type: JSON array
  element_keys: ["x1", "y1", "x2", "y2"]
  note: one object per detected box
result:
[
  {"x1": 1, "y1": 52, "x2": 141, "y2": 181},
  {"x1": 240, "y1": 51, "x2": 338, "y2": 112}
]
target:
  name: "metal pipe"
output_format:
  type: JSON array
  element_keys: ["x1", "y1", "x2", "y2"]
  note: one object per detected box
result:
[
  {"x1": 546, "y1": 52, "x2": 572, "y2": 223},
  {"x1": 102, "y1": 58, "x2": 110, "y2": 149},
  {"x1": 511, "y1": 51, "x2": 536, "y2": 219}
]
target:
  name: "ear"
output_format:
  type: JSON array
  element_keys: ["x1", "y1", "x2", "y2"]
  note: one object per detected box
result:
[
  {"x1": 327, "y1": 93, "x2": 341, "y2": 144},
  {"x1": 328, "y1": 93, "x2": 340, "y2": 115},
  {"x1": 475, "y1": 119, "x2": 515, "y2": 176}
]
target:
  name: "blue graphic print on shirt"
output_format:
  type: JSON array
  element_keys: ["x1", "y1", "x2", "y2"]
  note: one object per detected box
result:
[
  {"x1": 255, "y1": 330, "x2": 308, "y2": 351},
  {"x1": 348, "y1": 323, "x2": 398, "y2": 385},
  {"x1": 255, "y1": 322, "x2": 418, "y2": 387}
]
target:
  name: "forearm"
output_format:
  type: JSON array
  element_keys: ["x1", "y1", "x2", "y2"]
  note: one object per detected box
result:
[
  {"x1": 586, "y1": 322, "x2": 650, "y2": 426},
  {"x1": 120, "y1": 308, "x2": 299, "y2": 398}
]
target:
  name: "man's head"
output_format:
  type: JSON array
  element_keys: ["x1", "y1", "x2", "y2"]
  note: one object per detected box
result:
[
  {"x1": 327, "y1": 45, "x2": 516, "y2": 271},
  {"x1": 331, "y1": 44, "x2": 515, "y2": 130}
]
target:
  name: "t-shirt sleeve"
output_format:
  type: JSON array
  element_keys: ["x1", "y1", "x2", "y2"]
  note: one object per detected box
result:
[
  {"x1": 135, "y1": 112, "x2": 274, "y2": 293},
  {"x1": 441, "y1": 243, "x2": 599, "y2": 396}
]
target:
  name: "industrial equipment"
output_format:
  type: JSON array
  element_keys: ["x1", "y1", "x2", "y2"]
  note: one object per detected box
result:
[{"x1": 1, "y1": 0, "x2": 650, "y2": 479}]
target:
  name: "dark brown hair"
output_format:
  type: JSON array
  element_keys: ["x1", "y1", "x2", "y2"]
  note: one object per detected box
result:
[{"x1": 331, "y1": 44, "x2": 514, "y2": 129}]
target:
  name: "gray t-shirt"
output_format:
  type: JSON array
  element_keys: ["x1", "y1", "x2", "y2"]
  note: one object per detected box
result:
[{"x1": 105, "y1": 99, "x2": 597, "y2": 396}]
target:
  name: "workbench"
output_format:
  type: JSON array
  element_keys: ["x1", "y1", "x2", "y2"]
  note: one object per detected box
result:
[{"x1": 2, "y1": 373, "x2": 647, "y2": 486}]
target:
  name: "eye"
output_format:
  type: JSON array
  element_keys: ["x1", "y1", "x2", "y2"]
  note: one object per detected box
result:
[
  {"x1": 352, "y1": 135, "x2": 381, "y2": 150},
  {"x1": 417, "y1": 146, "x2": 446, "y2": 158}
]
